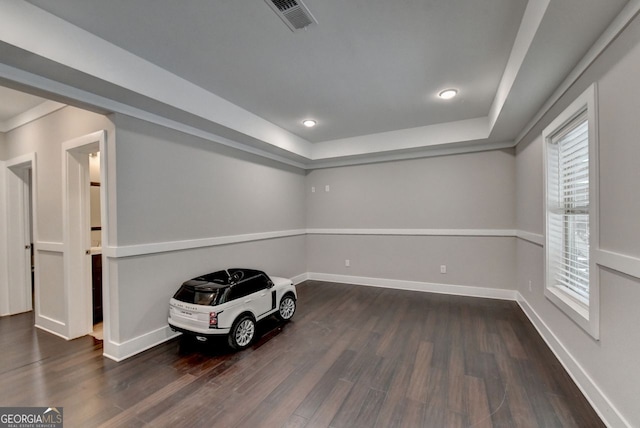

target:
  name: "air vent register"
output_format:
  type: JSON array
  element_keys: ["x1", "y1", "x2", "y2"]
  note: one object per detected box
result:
[{"x1": 265, "y1": 0, "x2": 317, "y2": 32}]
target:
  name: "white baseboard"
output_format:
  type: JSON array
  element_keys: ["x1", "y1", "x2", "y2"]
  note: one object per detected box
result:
[
  {"x1": 307, "y1": 272, "x2": 517, "y2": 301},
  {"x1": 307, "y1": 228, "x2": 517, "y2": 237},
  {"x1": 291, "y1": 272, "x2": 309, "y2": 285},
  {"x1": 35, "y1": 315, "x2": 68, "y2": 340},
  {"x1": 516, "y1": 293, "x2": 630, "y2": 428},
  {"x1": 103, "y1": 325, "x2": 180, "y2": 362}
]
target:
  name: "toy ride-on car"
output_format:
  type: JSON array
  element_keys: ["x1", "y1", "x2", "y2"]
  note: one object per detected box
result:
[{"x1": 168, "y1": 268, "x2": 297, "y2": 350}]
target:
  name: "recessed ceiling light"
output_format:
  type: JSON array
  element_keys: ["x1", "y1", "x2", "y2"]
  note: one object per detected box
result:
[
  {"x1": 302, "y1": 119, "x2": 317, "y2": 127},
  {"x1": 438, "y1": 89, "x2": 458, "y2": 100}
]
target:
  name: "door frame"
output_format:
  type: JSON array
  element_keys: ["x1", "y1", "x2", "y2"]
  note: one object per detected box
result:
[{"x1": 62, "y1": 130, "x2": 106, "y2": 339}]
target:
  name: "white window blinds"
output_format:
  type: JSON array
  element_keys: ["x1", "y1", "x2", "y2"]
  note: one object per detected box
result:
[{"x1": 547, "y1": 112, "x2": 590, "y2": 302}]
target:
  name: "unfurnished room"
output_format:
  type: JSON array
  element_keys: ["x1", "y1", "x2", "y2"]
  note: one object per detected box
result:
[{"x1": 0, "y1": 0, "x2": 639, "y2": 427}]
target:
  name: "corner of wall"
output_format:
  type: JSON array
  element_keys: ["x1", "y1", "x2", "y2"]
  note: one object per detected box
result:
[{"x1": 103, "y1": 325, "x2": 180, "y2": 362}]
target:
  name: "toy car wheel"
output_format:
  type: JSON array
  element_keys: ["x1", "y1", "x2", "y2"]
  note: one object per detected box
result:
[
  {"x1": 277, "y1": 295, "x2": 296, "y2": 321},
  {"x1": 228, "y1": 315, "x2": 256, "y2": 350}
]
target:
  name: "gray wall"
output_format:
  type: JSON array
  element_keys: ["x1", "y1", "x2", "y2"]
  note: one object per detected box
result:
[
  {"x1": 307, "y1": 150, "x2": 515, "y2": 229},
  {"x1": 515, "y1": 11, "x2": 640, "y2": 426},
  {"x1": 0, "y1": 132, "x2": 6, "y2": 160},
  {"x1": 109, "y1": 115, "x2": 307, "y2": 344},
  {"x1": 113, "y1": 115, "x2": 306, "y2": 245},
  {"x1": 306, "y1": 150, "x2": 516, "y2": 290}
]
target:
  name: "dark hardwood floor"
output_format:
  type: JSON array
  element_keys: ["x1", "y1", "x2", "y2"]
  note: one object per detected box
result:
[{"x1": 0, "y1": 281, "x2": 604, "y2": 427}]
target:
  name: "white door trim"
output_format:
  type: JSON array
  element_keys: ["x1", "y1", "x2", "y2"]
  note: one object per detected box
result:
[
  {"x1": 62, "y1": 130, "x2": 106, "y2": 339},
  {"x1": 0, "y1": 160, "x2": 6, "y2": 316}
]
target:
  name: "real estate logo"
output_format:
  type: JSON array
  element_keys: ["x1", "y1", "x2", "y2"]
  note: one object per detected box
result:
[{"x1": 0, "y1": 407, "x2": 63, "y2": 428}]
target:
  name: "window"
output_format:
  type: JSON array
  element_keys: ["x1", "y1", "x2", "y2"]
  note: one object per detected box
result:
[
  {"x1": 242, "y1": 275, "x2": 269, "y2": 295},
  {"x1": 227, "y1": 274, "x2": 268, "y2": 301},
  {"x1": 543, "y1": 84, "x2": 599, "y2": 339},
  {"x1": 172, "y1": 284, "x2": 227, "y2": 306}
]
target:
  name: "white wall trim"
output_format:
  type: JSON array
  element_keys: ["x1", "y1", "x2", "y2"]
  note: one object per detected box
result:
[
  {"x1": 489, "y1": 0, "x2": 550, "y2": 129},
  {"x1": 0, "y1": 63, "x2": 308, "y2": 171},
  {"x1": 516, "y1": 230, "x2": 544, "y2": 246},
  {"x1": 99, "y1": 228, "x2": 526, "y2": 260},
  {"x1": 0, "y1": 1, "x2": 638, "y2": 168},
  {"x1": 36, "y1": 241, "x2": 64, "y2": 252},
  {"x1": 0, "y1": 100, "x2": 66, "y2": 132},
  {"x1": 62, "y1": 131, "x2": 105, "y2": 340},
  {"x1": 290, "y1": 272, "x2": 309, "y2": 285},
  {"x1": 35, "y1": 315, "x2": 68, "y2": 340},
  {"x1": 514, "y1": 242, "x2": 640, "y2": 287},
  {"x1": 306, "y1": 228, "x2": 517, "y2": 237},
  {"x1": 102, "y1": 228, "x2": 517, "y2": 260},
  {"x1": 312, "y1": 117, "x2": 490, "y2": 160},
  {"x1": 103, "y1": 325, "x2": 180, "y2": 362},
  {"x1": 307, "y1": 272, "x2": 517, "y2": 301},
  {"x1": 596, "y1": 249, "x2": 640, "y2": 280},
  {"x1": 516, "y1": 293, "x2": 631, "y2": 428},
  {"x1": 4, "y1": 152, "x2": 35, "y2": 168},
  {"x1": 309, "y1": 141, "x2": 514, "y2": 169},
  {"x1": 542, "y1": 83, "x2": 600, "y2": 340},
  {"x1": 105, "y1": 229, "x2": 307, "y2": 258}
]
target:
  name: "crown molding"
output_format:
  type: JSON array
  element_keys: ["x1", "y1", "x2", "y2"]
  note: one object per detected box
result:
[
  {"x1": 2, "y1": 1, "x2": 637, "y2": 169},
  {"x1": 516, "y1": 0, "x2": 640, "y2": 144}
]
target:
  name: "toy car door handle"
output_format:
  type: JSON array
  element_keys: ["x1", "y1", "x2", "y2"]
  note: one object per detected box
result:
[{"x1": 244, "y1": 299, "x2": 252, "y2": 303}]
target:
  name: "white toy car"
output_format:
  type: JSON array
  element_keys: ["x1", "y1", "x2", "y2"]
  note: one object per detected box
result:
[{"x1": 168, "y1": 268, "x2": 297, "y2": 350}]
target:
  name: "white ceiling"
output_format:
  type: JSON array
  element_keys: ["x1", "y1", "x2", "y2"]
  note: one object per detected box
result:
[
  {"x1": 0, "y1": 86, "x2": 47, "y2": 123},
  {"x1": 0, "y1": 0, "x2": 633, "y2": 166},
  {"x1": 24, "y1": 0, "x2": 527, "y2": 143}
]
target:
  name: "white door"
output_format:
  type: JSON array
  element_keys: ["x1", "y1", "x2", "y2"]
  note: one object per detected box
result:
[{"x1": 6, "y1": 159, "x2": 34, "y2": 314}]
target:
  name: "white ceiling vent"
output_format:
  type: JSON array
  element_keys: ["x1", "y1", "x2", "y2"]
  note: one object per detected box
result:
[{"x1": 265, "y1": 0, "x2": 317, "y2": 32}]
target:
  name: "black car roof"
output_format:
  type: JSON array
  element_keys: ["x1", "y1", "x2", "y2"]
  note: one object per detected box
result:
[{"x1": 191, "y1": 268, "x2": 266, "y2": 286}]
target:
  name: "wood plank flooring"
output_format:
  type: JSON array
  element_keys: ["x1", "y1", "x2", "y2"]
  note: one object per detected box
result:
[{"x1": 0, "y1": 281, "x2": 604, "y2": 427}]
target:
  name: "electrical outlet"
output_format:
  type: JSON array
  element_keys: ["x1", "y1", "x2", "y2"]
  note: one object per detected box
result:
[
  {"x1": 345, "y1": 259, "x2": 350, "y2": 267},
  {"x1": 440, "y1": 265, "x2": 447, "y2": 274},
  {"x1": 528, "y1": 280, "x2": 532, "y2": 292},
  {"x1": 325, "y1": 185, "x2": 330, "y2": 192},
  {"x1": 311, "y1": 186, "x2": 316, "y2": 193}
]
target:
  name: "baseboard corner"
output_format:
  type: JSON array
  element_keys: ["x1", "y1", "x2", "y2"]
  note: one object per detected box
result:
[{"x1": 103, "y1": 325, "x2": 180, "y2": 362}]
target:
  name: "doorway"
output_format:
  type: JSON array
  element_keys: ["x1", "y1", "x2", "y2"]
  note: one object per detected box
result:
[
  {"x1": 63, "y1": 131, "x2": 106, "y2": 340},
  {"x1": 89, "y1": 151, "x2": 103, "y2": 340},
  {"x1": 5, "y1": 154, "x2": 36, "y2": 316}
]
